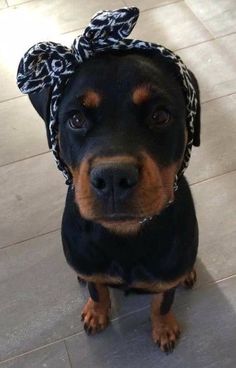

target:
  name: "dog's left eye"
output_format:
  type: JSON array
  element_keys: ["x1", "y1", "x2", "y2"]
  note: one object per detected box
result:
[
  {"x1": 151, "y1": 110, "x2": 170, "y2": 126},
  {"x1": 68, "y1": 112, "x2": 87, "y2": 131}
]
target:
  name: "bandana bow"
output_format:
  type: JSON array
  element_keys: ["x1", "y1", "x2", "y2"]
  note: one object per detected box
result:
[{"x1": 17, "y1": 7, "x2": 198, "y2": 187}]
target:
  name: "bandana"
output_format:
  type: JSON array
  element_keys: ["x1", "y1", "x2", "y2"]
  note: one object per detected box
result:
[{"x1": 17, "y1": 7, "x2": 198, "y2": 188}]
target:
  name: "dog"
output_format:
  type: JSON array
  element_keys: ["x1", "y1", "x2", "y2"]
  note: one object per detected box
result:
[{"x1": 27, "y1": 46, "x2": 200, "y2": 353}]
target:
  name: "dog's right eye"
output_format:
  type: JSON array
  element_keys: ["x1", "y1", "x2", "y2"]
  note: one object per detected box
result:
[{"x1": 68, "y1": 112, "x2": 88, "y2": 131}]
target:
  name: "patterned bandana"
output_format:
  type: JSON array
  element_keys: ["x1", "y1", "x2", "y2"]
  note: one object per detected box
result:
[{"x1": 17, "y1": 7, "x2": 198, "y2": 187}]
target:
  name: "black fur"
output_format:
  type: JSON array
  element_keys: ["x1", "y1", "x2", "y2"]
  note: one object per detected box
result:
[{"x1": 29, "y1": 51, "x2": 200, "y2": 296}]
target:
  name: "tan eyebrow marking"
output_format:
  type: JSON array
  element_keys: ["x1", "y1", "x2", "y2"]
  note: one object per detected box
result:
[
  {"x1": 132, "y1": 84, "x2": 152, "y2": 105},
  {"x1": 82, "y1": 90, "x2": 102, "y2": 108}
]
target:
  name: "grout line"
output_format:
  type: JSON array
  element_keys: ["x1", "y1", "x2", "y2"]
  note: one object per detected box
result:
[
  {"x1": 194, "y1": 273, "x2": 236, "y2": 291},
  {"x1": 0, "y1": 150, "x2": 50, "y2": 169},
  {"x1": 201, "y1": 92, "x2": 236, "y2": 105},
  {"x1": 0, "y1": 334, "x2": 82, "y2": 366},
  {"x1": 0, "y1": 227, "x2": 61, "y2": 250},
  {"x1": 137, "y1": 0, "x2": 182, "y2": 14},
  {"x1": 174, "y1": 37, "x2": 214, "y2": 52},
  {"x1": 0, "y1": 95, "x2": 25, "y2": 105},
  {"x1": 184, "y1": 0, "x2": 216, "y2": 39},
  {"x1": 64, "y1": 341, "x2": 73, "y2": 368},
  {"x1": 189, "y1": 168, "x2": 236, "y2": 188},
  {"x1": 1, "y1": 272, "x2": 236, "y2": 365}
]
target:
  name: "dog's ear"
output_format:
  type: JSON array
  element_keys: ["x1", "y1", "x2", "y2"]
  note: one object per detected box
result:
[
  {"x1": 188, "y1": 70, "x2": 201, "y2": 147},
  {"x1": 28, "y1": 88, "x2": 52, "y2": 148}
]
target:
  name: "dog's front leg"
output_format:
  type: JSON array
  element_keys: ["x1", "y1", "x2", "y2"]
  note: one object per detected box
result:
[
  {"x1": 151, "y1": 288, "x2": 181, "y2": 353},
  {"x1": 81, "y1": 282, "x2": 111, "y2": 335}
]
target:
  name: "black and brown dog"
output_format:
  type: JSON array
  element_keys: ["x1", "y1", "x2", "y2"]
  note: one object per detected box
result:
[{"x1": 29, "y1": 49, "x2": 200, "y2": 353}]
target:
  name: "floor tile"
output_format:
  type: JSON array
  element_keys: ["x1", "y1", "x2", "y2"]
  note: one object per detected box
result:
[
  {"x1": 0, "y1": 231, "x2": 83, "y2": 361},
  {"x1": 129, "y1": 2, "x2": 212, "y2": 50},
  {"x1": 0, "y1": 96, "x2": 49, "y2": 166},
  {"x1": 0, "y1": 230, "x2": 151, "y2": 361},
  {"x1": 0, "y1": 342, "x2": 71, "y2": 368},
  {"x1": 186, "y1": 94, "x2": 236, "y2": 184},
  {"x1": 177, "y1": 34, "x2": 236, "y2": 102},
  {"x1": 186, "y1": 0, "x2": 236, "y2": 37},
  {"x1": 0, "y1": 153, "x2": 65, "y2": 247},
  {"x1": 9, "y1": 0, "x2": 125, "y2": 33},
  {"x1": 0, "y1": 0, "x2": 6, "y2": 9},
  {"x1": 191, "y1": 171, "x2": 236, "y2": 283},
  {"x1": 124, "y1": 0, "x2": 179, "y2": 12},
  {"x1": 0, "y1": 0, "x2": 124, "y2": 101},
  {"x1": 65, "y1": 276, "x2": 236, "y2": 368}
]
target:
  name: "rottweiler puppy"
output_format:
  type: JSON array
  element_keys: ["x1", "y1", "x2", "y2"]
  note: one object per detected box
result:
[{"x1": 29, "y1": 49, "x2": 200, "y2": 353}]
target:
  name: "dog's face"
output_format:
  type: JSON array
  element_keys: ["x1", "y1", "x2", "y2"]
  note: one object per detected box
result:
[
  {"x1": 57, "y1": 52, "x2": 186, "y2": 234},
  {"x1": 29, "y1": 51, "x2": 200, "y2": 235}
]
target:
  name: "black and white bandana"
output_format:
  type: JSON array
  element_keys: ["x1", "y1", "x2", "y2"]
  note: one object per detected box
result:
[{"x1": 17, "y1": 7, "x2": 198, "y2": 187}]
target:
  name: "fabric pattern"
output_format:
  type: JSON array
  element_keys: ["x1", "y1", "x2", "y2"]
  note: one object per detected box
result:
[{"x1": 17, "y1": 7, "x2": 198, "y2": 187}]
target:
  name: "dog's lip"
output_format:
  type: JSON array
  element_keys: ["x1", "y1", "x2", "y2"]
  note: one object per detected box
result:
[
  {"x1": 96, "y1": 213, "x2": 157, "y2": 224},
  {"x1": 95, "y1": 200, "x2": 174, "y2": 225}
]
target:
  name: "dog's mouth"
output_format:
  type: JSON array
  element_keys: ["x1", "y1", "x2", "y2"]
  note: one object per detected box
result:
[
  {"x1": 95, "y1": 199, "x2": 174, "y2": 226},
  {"x1": 97, "y1": 214, "x2": 155, "y2": 225}
]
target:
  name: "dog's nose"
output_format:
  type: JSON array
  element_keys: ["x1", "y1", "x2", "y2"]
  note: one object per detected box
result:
[{"x1": 90, "y1": 164, "x2": 139, "y2": 200}]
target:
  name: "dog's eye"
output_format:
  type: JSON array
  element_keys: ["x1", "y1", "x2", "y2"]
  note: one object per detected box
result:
[
  {"x1": 68, "y1": 113, "x2": 87, "y2": 130},
  {"x1": 152, "y1": 110, "x2": 170, "y2": 126}
]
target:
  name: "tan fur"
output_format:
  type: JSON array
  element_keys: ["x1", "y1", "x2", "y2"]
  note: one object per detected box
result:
[
  {"x1": 82, "y1": 89, "x2": 101, "y2": 108},
  {"x1": 132, "y1": 84, "x2": 151, "y2": 104}
]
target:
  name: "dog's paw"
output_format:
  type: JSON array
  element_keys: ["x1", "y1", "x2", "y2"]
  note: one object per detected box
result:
[
  {"x1": 81, "y1": 297, "x2": 110, "y2": 335},
  {"x1": 181, "y1": 269, "x2": 197, "y2": 289},
  {"x1": 152, "y1": 312, "x2": 181, "y2": 353}
]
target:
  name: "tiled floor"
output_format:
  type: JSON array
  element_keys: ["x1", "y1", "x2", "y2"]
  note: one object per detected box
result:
[{"x1": 0, "y1": 0, "x2": 235, "y2": 367}]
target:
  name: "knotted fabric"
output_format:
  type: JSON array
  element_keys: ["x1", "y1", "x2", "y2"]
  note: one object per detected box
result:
[{"x1": 17, "y1": 7, "x2": 198, "y2": 186}]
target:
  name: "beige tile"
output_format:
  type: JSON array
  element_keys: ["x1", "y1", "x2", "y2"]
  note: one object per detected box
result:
[
  {"x1": 0, "y1": 342, "x2": 71, "y2": 368},
  {"x1": 0, "y1": 0, "x2": 124, "y2": 101},
  {"x1": 178, "y1": 34, "x2": 236, "y2": 102},
  {"x1": 124, "y1": 0, "x2": 179, "y2": 11},
  {"x1": 10, "y1": 0, "x2": 125, "y2": 33},
  {"x1": 186, "y1": 94, "x2": 236, "y2": 184},
  {"x1": 186, "y1": 0, "x2": 236, "y2": 37},
  {"x1": 129, "y1": 2, "x2": 212, "y2": 50},
  {"x1": 192, "y1": 171, "x2": 236, "y2": 283},
  {"x1": 7, "y1": 0, "x2": 33, "y2": 5},
  {"x1": 0, "y1": 153, "x2": 66, "y2": 247},
  {"x1": 0, "y1": 0, "x2": 7, "y2": 9},
  {"x1": 0, "y1": 97, "x2": 49, "y2": 166}
]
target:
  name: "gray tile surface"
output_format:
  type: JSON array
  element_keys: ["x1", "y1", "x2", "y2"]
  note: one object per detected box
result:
[
  {"x1": 0, "y1": 231, "x2": 82, "y2": 361},
  {"x1": 0, "y1": 153, "x2": 65, "y2": 247},
  {"x1": 0, "y1": 230, "x2": 151, "y2": 361},
  {"x1": 0, "y1": 97, "x2": 48, "y2": 166},
  {"x1": 186, "y1": 94, "x2": 236, "y2": 184},
  {"x1": 192, "y1": 171, "x2": 236, "y2": 284},
  {"x1": 0, "y1": 342, "x2": 71, "y2": 368},
  {"x1": 130, "y1": 2, "x2": 212, "y2": 50},
  {"x1": 178, "y1": 34, "x2": 236, "y2": 102},
  {"x1": 65, "y1": 276, "x2": 236, "y2": 368},
  {"x1": 186, "y1": 0, "x2": 236, "y2": 37}
]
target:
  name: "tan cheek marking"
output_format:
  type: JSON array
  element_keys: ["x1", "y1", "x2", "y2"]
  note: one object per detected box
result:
[
  {"x1": 70, "y1": 159, "x2": 96, "y2": 220},
  {"x1": 132, "y1": 84, "x2": 151, "y2": 105},
  {"x1": 83, "y1": 90, "x2": 101, "y2": 108}
]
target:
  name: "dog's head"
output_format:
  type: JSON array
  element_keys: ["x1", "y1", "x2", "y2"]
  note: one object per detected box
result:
[{"x1": 28, "y1": 50, "x2": 200, "y2": 235}]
